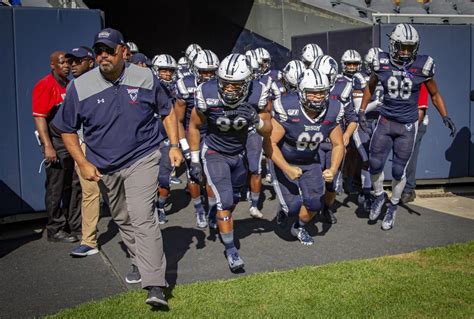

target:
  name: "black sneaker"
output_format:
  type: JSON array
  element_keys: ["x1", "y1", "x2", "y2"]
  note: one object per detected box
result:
[
  {"x1": 401, "y1": 191, "x2": 416, "y2": 204},
  {"x1": 276, "y1": 210, "x2": 287, "y2": 228},
  {"x1": 125, "y1": 264, "x2": 141, "y2": 284},
  {"x1": 323, "y1": 206, "x2": 337, "y2": 224},
  {"x1": 47, "y1": 230, "x2": 79, "y2": 243},
  {"x1": 145, "y1": 286, "x2": 168, "y2": 307}
]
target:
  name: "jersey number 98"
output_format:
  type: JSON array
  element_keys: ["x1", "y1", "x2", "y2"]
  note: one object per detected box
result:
[
  {"x1": 387, "y1": 76, "x2": 412, "y2": 100},
  {"x1": 216, "y1": 116, "x2": 247, "y2": 132}
]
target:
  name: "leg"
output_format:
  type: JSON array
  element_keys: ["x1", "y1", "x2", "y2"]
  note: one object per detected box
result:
[
  {"x1": 64, "y1": 156, "x2": 82, "y2": 235},
  {"x1": 246, "y1": 132, "x2": 264, "y2": 218},
  {"x1": 122, "y1": 149, "x2": 167, "y2": 288},
  {"x1": 45, "y1": 160, "x2": 67, "y2": 237},
  {"x1": 402, "y1": 121, "x2": 427, "y2": 202},
  {"x1": 157, "y1": 141, "x2": 173, "y2": 224}
]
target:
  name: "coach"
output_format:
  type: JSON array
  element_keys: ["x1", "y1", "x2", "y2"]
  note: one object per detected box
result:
[{"x1": 52, "y1": 28, "x2": 182, "y2": 307}]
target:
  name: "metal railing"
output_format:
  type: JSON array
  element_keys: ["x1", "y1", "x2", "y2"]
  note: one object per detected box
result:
[{"x1": 372, "y1": 13, "x2": 474, "y2": 23}]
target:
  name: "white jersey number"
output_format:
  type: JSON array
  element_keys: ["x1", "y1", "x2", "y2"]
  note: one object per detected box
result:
[
  {"x1": 296, "y1": 132, "x2": 324, "y2": 151},
  {"x1": 216, "y1": 116, "x2": 247, "y2": 132},
  {"x1": 387, "y1": 76, "x2": 412, "y2": 100}
]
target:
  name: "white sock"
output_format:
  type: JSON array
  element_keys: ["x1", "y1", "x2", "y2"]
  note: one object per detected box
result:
[
  {"x1": 361, "y1": 169, "x2": 371, "y2": 189},
  {"x1": 391, "y1": 177, "x2": 407, "y2": 205},
  {"x1": 371, "y1": 172, "x2": 384, "y2": 196}
]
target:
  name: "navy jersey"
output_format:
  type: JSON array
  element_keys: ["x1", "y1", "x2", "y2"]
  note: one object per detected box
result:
[
  {"x1": 352, "y1": 71, "x2": 383, "y2": 118},
  {"x1": 196, "y1": 79, "x2": 267, "y2": 155},
  {"x1": 260, "y1": 69, "x2": 282, "y2": 100},
  {"x1": 178, "y1": 66, "x2": 192, "y2": 79},
  {"x1": 374, "y1": 51, "x2": 434, "y2": 123},
  {"x1": 330, "y1": 75, "x2": 357, "y2": 131},
  {"x1": 273, "y1": 93, "x2": 341, "y2": 165},
  {"x1": 176, "y1": 74, "x2": 198, "y2": 130}
]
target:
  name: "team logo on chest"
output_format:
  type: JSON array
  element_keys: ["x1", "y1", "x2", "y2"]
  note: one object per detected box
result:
[{"x1": 127, "y1": 87, "x2": 139, "y2": 104}]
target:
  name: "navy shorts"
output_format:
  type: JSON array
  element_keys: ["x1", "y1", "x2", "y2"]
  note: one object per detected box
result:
[
  {"x1": 246, "y1": 130, "x2": 263, "y2": 175},
  {"x1": 369, "y1": 116, "x2": 418, "y2": 180},
  {"x1": 202, "y1": 144, "x2": 248, "y2": 211},
  {"x1": 269, "y1": 161, "x2": 324, "y2": 216}
]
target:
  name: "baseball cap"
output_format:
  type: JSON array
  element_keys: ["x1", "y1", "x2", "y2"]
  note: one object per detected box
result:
[
  {"x1": 65, "y1": 46, "x2": 94, "y2": 59},
  {"x1": 130, "y1": 53, "x2": 152, "y2": 67},
  {"x1": 93, "y1": 28, "x2": 125, "y2": 48}
]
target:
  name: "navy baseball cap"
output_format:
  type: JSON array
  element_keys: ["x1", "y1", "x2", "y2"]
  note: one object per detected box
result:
[
  {"x1": 93, "y1": 28, "x2": 125, "y2": 48},
  {"x1": 65, "y1": 46, "x2": 94, "y2": 59},
  {"x1": 130, "y1": 53, "x2": 152, "y2": 67}
]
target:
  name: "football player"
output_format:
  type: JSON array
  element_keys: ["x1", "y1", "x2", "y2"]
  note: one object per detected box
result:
[
  {"x1": 301, "y1": 43, "x2": 324, "y2": 68},
  {"x1": 175, "y1": 49, "x2": 220, "y2": 229},
  {"x1": 359, "y1": 24, "x2": 456, "y2": 230},
  {"x1": 188, "y1": 53, "x2": 271, "y2": 271},
  {"x1": 312, "y1": 54, "x2": 358, "y2": 223},
  {"x1": 351, "y1": 48, "x2": 384, "y2": 212},
  {"x1": 265, "y1": 69, "x2": 344, "y2": 245}
]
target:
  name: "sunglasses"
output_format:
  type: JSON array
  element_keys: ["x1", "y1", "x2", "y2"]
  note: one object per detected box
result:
[
  {"x1": 67, "y1": 57, "x2": 88, "y2": 65},
  {"x1": 93, "y1": 45, "x2": 118, "y2": 56}
]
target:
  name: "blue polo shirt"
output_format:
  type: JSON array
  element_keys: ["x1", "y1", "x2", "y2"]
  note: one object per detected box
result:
[{"x1": 52, "y1": 63, "x2": 172, "y2": 173}]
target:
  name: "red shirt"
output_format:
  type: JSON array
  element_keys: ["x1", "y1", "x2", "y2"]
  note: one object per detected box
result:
[
  {"x1": 32, "y1": 73, "x2": 68, "y2": 118},
  {"x1": 418, "y1": 82, "x2": 428, "y2": 110}
]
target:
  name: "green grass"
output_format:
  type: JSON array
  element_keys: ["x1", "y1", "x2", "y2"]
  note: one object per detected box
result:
[{"x1": 50, "y1": 241, "x2": 474, "y2": 318}]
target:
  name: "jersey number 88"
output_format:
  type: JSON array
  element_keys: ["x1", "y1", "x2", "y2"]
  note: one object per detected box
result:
[{"x1": 387, "y1": 76, "x2": 412, "y2": 100}]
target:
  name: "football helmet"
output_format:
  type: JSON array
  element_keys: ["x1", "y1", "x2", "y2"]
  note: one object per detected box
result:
[
  {"x1": 301, "y1": 43, "x2": 323, "y2": 67},
  {"x1": 310, "y1": 55, "x2": 338, "y2": 86},
  {"x1": 177, "y1": 56, "x2": 188, "y2": 67},
  {"x1": 389, "y1": 23, "x2": 419, "y2": 65},
  {"x1": 282, "y1": 60, "x2": 306, "y2": 90},
  {"x1": 217, "y1": 53, "x2": 252, "y2": 107},
  {"x1": 185, "y1": 43, "x2": 202, "y2": 58},
  {"x1": 255, "y1": 47, "x2": 271, "y2": 73},
  {"x1": 245, "y1": 49, "x2": 260, "y2": 78},
  {"x1": 341, "y1": 49, "x2": 362, "y2": 76},
  {"x1": 126, "y1": 42, "x2": 139, "y2": 53},
  {"x1": 298, "y1": 69, "x2": 330, "y2": 113},
  {"x1": 364, "y1": 47, "x2": 383, "y2": 74},
  {"x1": 152, "y1": 54, "x2": 178, "y2": 83},
  {"x1": 193, "y1": 49, "x2": 219, "y2": 83}
]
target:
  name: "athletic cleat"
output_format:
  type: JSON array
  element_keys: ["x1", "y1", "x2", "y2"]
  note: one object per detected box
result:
[
  {"x1": 369, "y1": 192, "x2": 386, "y2": 221},
  {"x1": 322, "y1": 206, "x2": 337, "y2": 224},
  {"x1": 226, "y1": 249, "x2": 245, "y2": 271},
  {"x1": 170, "y1": 176, "x2": 182, "y2": 184},
  {"x1": 276, "y1": 210, "x2": 287, "y2": 227},
  {"x1": 196, "y1": 212, "x2": 207, "y2": 228},
  {"x1": 358, "y1": 192, "x2": 372, "y2": 213},
  {"x1": 382, "y1": 203, "x2": 397, "y2": 231},
  {"x1": 156, "y1": 208, "x2": 168, "y2": 225},
  {"x1": 290, "y1": 223, "x2": 314, "y2": 246},
  {"x1": 249, "y1": 207, "x2": 263, "y2": 219},
  {"x1": 264, "y1": 173, "x2": 273, "y2": 184}
]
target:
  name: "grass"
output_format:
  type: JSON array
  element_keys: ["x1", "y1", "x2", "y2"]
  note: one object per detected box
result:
[{"x1": 50, "y1": 241, "x2": 474, "y2": 318}]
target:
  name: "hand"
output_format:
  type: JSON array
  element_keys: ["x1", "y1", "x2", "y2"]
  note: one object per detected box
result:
[
  {"x1": 285, "y1": 165, "x2": 302, "y2": 181},
  {"x1": 322, "y1": 169, "x2": 335, "y2": 182},
  {"x1": 44, "y1": 145, "x2": 57, "y2": 163},
  {"x1": 358, "y1": 110, "x2": 368, "y2": 132},
  {"x1": 442, "y1": 116, "x2": 456, "y2": 137},
  {"x1": 169, "y1": 147, "x2": 184, "y2": 167},
  {"x1": 78, "y1": 161, "x2": 102, "y2": 182},
  {"x1": 236, "y1": 103, "x2": 260, "y2": 126},
  {"x1": 189, "y1": 162, "x2": 202, "y2": 183},
  {"x1": 343, "y1": 133, "x2": 350, "y2": 147}
]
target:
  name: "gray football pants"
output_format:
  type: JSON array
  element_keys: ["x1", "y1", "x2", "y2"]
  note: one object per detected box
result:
[{"x1": 98, "y1": 149, "x2": 166, "y2": 288}]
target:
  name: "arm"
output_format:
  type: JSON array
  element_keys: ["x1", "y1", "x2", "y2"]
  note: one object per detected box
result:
[
  {"x1": 174, "y1": 98, "x2": 187, "y2": 141},
  {"x1": 162, "y1": 106, "x2": 183, "y2": 166},
  {"x1": 360, "y1": 73, "x2": 379, "y2": 113},
  {"x1": 34, "y1": 117, "x2": 56, "y2": 162},
  {"x1": 61, "y1": 132, "x2": 102, "y2": 181},
  {"x1": 187, "y1": 107, "x2": 205, "y2": 182},
  {"x1": 263, "y1": 118, "x2": 302, "y2": 180},
  {"x1": 256, "y1": 110, "x2": 272, "y2": 138},
  {"x1": 323, "y1": 125, "x2": 344, "y2": 182},
  {"x1": 425, "y1": 78, "x2": 456, "y2": 137},
  {"x1": 342, "y1": 101, "x2": 358, "y2": 147}
]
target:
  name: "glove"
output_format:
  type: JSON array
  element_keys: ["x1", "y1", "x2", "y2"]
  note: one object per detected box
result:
[
  {"x1": 358, "y1": 110, "x2": 368, "y2": 132},
  {"x1": 189, "y1": 161, "x2": 202, "y2": 183},
  {"x1": 236, "y1": 103, "x2": 260, "y2": 126},
  {"x1": 442, "y1": 116, "x2": 456, "y2": 137}
]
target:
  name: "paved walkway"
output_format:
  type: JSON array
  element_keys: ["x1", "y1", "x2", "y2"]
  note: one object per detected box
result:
[{"x1": 1, "y1": 183, "x2": 474, "y2": 318}]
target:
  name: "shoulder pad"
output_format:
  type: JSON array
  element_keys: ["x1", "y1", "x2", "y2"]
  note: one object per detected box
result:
[
  {"x1": 176, "y1": 78, "x2": 189, "y2": 98},
  {"x1": 194, "y1": 83, "x2": 207, "y2": 112},
  {"x1": 352, "y1": 72, "x2": 367, "y2": 90},
  {"x1": 418, "y1": 55, "x2": 435, "y2": 78}
]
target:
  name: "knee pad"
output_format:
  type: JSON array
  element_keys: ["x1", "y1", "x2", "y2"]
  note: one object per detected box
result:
[
  {"x1": 304, "y1": 196, "x2": 322, "y2": 213},
  {"x1": 216, "y1": 210, "x2": 232, "y2": 222},
  {"x1": 369, "y1": 156, "x2": 384, "y2": 175},
  {"x1": 392, "y1": 161, "x2": 406, "y2": 181}
]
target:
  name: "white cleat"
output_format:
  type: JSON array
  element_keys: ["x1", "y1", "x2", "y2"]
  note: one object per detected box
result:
[{"x1": 249, "y1": 207, "x2": 263, "y2": 219}]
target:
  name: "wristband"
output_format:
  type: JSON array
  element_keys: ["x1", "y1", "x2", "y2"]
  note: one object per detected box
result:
[
  {"x1": 256, "y1": 118, "x2": 264, "y2": 130},
  {"x1": 170, "y1": 143, "x2": 179, "y2": 148},
  {"x1": 191, "y1": 151, "x2": 200, "y2": 163},
  {"x1": 179, "y1": 138, "x2": 190, "y2": 151}
]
